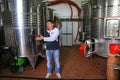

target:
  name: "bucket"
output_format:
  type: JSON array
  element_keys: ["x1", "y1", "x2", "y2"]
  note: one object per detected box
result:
[
  {"x1": 79, "y1": 43, "x2": 85, "y2": 54},
  {"x1": 107, "y1": 53, "x2": 120, "y2": 80},
  {"x1": 109, "y1": 44, "x2": 120, "y2": 54}
]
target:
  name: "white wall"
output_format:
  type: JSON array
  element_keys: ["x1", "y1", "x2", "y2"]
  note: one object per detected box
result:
[
  {"x1": 61, "y1": 21, "x2": 73, "y2": 46},
  {"x1": 49, "y1": 4, "x2": 78, "y2": 18},
  {"x1": 60, "y1": 21, "x2": 81, "y2": 45},
  {"x1": 48, "y1": 0, "x2": 88, "y2": 18}
]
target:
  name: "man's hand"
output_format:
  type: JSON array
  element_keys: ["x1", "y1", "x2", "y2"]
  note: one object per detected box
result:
[{"x1": 35, "y1": 35, "x2": 44, "y2": 40}]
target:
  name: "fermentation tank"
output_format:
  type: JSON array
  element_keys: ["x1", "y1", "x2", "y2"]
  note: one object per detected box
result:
[
  {"x1": 82, "y1": 0, "x2": 120, "y2": 57},
  {"x1": 81, "y1": 1, "x2": 91, "y2": 41},
  {"x1": 91, "y1": 0, "x2": 106, "y2": 39},
  {"x1": 8, "y1": 0, "x2": 45, "y2": 69},
  {"x1": 104, "y1": 0, "x2": 120, "y2": 39}
]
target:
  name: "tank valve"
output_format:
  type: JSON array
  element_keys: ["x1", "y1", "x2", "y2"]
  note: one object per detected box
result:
[{"x1": 114, "y1": 64, "x2": 120, "y2": 70}]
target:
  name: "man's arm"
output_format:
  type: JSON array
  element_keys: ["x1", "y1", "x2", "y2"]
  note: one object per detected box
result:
[{"x1": 44, "y1": 28, "x2": 59, "y2": 42}]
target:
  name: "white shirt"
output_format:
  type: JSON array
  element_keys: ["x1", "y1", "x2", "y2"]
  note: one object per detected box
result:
[{"x1": 44, "y1": 28, "x2": 59, "y2": 42}]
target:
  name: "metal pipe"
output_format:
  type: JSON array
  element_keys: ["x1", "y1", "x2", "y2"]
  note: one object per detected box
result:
[{"x1": 114, "y1": 65, "x2": 120, "y2": 70}]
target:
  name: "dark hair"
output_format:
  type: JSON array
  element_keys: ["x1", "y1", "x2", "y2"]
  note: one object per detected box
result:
[{"x1": 47, "y1": 20, "x2": 54, "y2": 24}]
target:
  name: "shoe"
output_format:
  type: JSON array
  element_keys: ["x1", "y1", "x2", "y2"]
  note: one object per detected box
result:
[
  {"x1": 45, "y1": 73, "x2": 51, "y2": 79},
  {"x1": 56, "y1": 73, "x2": 61, "y2": 79}
]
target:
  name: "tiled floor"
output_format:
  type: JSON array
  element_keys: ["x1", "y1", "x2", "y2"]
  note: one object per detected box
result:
[{"x1": 0, "y1": 45, "x2": 107, "y2": 80}]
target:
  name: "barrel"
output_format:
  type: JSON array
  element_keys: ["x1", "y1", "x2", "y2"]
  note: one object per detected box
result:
[{"x1": 107, "y1": 53, "x2": 120, "y2": 80}]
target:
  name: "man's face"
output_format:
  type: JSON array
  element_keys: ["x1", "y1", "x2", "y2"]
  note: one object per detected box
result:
[{"x1": 47, "y1": 22, "x2": 54, "y2": 30}]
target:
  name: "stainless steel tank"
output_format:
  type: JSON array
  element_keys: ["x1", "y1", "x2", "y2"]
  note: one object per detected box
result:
[
  {"x1": 0, "y1": 0, "x2": 5, "y2": 45},
  {"x1": 104, "y1": 0, "x2": 120, "y2": 39},
  {"x1": 83, "y1": 0, "x2": 120, "y2": 57},
  {"x1": 90, "y1": 0, "x2": 106, "y2": 57},
  {"x1": 81, "y1": 2, "x2": 91, "y2": 40},
  {"x1": 91, "y1": 0, "x2": 106, "y2": 39},
  {"x1": 83, "y1": 0, "x2": 108, "y2": 57},
  {"x1": 1, "y1": 0, "x2": 15, "y2": 47},
  {"x1": 106, "y1": 0, "x2": 120, "y2": 16},
  {"x1": 8, "y1": 0, "x2": 44, "y2": 69}
]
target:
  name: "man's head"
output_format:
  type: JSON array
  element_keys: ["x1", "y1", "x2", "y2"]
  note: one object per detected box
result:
[{"x1": 47, "y1": 20, "x2": 54, "y2": 30}]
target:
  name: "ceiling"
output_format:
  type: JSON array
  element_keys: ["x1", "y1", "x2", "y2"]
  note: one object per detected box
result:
[{"x1": 47, "y1": 0, "x2": 88, "y2": 18}]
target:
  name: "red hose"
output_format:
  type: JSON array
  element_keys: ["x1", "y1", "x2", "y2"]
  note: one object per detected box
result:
[{"x1": 65, "y1": 0, "x2": 73, "y2": 21}]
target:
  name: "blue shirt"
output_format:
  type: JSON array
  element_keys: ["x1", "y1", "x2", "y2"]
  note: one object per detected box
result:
[{"x1": 44, "y1": 28, "x2": 59, "y2": 50}]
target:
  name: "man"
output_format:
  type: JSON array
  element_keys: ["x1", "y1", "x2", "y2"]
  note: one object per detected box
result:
[{"x1": 35, "y1": 20, "x2": 61, "y2": 79}]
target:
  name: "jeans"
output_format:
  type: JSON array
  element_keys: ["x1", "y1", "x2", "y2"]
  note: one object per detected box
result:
[{"x1": 46, "y1": 50, "x2": 60, "y2": 74}]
